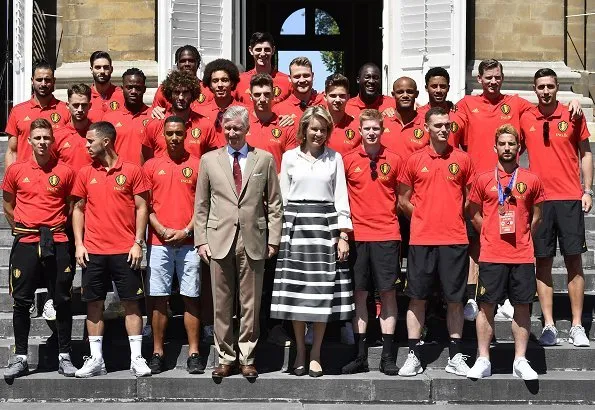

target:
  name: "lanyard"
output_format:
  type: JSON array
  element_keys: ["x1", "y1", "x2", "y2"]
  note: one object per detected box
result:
[{"x1": 495, "y1": 167, "x2": 518, "y2": 206}]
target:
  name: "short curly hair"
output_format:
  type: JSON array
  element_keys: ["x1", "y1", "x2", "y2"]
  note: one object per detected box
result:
[
  {"x1": 161, "y1": 70, "x2": 201, "y2": 103},
  {"x1": 202, "y1": 59, "x2": 240, "y2": 91}
]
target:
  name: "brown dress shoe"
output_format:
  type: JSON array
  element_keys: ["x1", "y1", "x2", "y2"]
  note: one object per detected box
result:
[
  {"x1": 240, "y1": 364, "x2": 258, "y2": 380},
  {"x1": 212, "y1": 363, "x2": 233, "y2": 379}
]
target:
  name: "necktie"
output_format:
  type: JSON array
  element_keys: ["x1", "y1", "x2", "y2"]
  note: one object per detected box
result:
[{"x1": 232, "y1": 151, "x2": 242, "y2": 194}]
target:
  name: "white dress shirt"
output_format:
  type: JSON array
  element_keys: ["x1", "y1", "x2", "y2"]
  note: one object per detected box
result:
[
  {"x1": 279, "y1": 146, "x2": 353, "y2": 230},
  {"x1": 226, "y1": 143, "x2": 249, "y2": 175}
]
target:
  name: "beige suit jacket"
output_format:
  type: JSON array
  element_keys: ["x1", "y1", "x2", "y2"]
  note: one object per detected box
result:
[{"x1": 194, "y1": 146, "x2": 283, "y2": 260}]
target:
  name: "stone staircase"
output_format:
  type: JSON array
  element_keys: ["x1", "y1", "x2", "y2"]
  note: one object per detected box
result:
[{"x1": 1, "y1": 140, "x2": 595, "y2": 404}]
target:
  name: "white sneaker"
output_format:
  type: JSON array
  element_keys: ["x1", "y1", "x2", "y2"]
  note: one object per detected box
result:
[
  {"x1": 304, "y1": 323, "x2": 314, "y2": 345},
  {"x1": 569, "y1": 325, "x2": 591, "y2": 347},
  {"x1": 463, "y1": 299, "x2": 479, "y2": 321},
  {"x1": 75, "y1": 356, "x2": 107, "y2": 378},
  {"x1": 42, "y1": 299, "x2": 56, "y2": 321},
  {"x1": 130, "y1": 356, "x2": 152, "y2": 377},
  {"x1": 467, "y1": 357, "x2": 491, "y2": 379},
  {"x1": 341, "y1": 322, "x2": 355, "y2": 345},
  {"x1": 494, "y1": 299, "x2": 514, "y2": 320},
  {"x1": 512, "y1": 357, "x2": 538, "y2": 380},
  {"x1": 445, "y1": 353, "x2": 470, "y2": 376},
  {"x1": 398, "y1": 351, "x2": 423, "y2": 377}
]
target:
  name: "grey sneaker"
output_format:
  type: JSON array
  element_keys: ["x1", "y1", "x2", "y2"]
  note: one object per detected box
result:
[
  {"x1": 75, "y1": 356, "x2": 107, "y2": 378},
  {"x1": 463, "y1": 299, "x2": 479, "y2": 321},
  {"x1": 398, "y1": 351, "x2": 423, "y2": 377},
  {"x1": 538, "y1": 324, "x2": 558, "y2": 346},
  {"x1": 58, "y1": 356, "x2": 78, "y2": 377},
  {"x1": 130, "y1": 355, "x2": 152, "y2": 377},
  {"x1": 42, "y1": 299, "x2": 56, "y2": 321},
  {"x1": 569, "y1": 325, "x2": 590, "y2": 347},
  {"x1": 445, "y1": 353, "x2": 471, "y2": 376},
  {"x1": 4, "y1": 356, "x2": 28, "y2": 380}
]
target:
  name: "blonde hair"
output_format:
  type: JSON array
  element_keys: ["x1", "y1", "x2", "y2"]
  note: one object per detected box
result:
[
  {"x1": 494, "y1": 123, "x2": 519, "y2": 144},
  {"x1": 297, "y1": 106, "x2": 333, "y2": 148},
  {"x1": 359, "y1": 109, "x2": 383, "y2": 128}
]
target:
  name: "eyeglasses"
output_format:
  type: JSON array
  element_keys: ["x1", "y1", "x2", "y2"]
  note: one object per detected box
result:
[
  {"x1": 164, "y1": 130, "x2": 185, "y2": 137},
  {"x1": 543, "y1": 121, "x2": 549, "y2": 144},
  {"x1": 370, "y1": 160, "x2": 378, "y2": 180}
]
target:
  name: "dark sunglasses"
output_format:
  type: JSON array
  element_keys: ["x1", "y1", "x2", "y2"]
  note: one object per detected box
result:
[
  {"x1": 543, "y1": 121, "x2": 549, "y2": 143},
  {"x1": 164, "y1": 130, "x2": 185, "y2": 137},
  {"x1": 370, "y1": 160, "x2": 378, "y2": 180}
]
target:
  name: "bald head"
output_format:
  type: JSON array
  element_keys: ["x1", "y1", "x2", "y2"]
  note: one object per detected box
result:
[{"x1": 391, "y1": 77, "x2": 419, "y2": 111}]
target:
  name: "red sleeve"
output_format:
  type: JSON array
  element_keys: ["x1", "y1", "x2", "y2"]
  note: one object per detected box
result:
[
  {"x1": 64, "y1": 167, "x2": 76, "y2": 197},
  {"x1": 5, "y1": 108, "x2": 19, "y2": 136},
  {"x1": 399, "y1": 156, "x2": 416, "y2": 187},
  {"x1": 71, "y1": 168, "x2": 89, "y2": 199},
  {"x1": 131, "y1": 166, "x2": 150, "y2": 195},
  {"x1": 517, "y1": 96, "x2": 535, "y2": 116},
  {"x1": 141, "y1": 121, "x2": 157, "y2": 149},
  {"x1": 468, "y1": 176, "x2": 483, "y2": 205},
  {"x1": 151, "y1": 86, "x2": 167, "y2": 109},
  {"x1": 576, "y1": 115, "x2": 590, "y2": 142},
  {"x1": 532, "y1": 175, "x2": 546, "y2": 204},
  {"x1": 464, "y1": 155, "x2": 476, "y2": 187},
  {"x1": 454, "y1": 98, "x2": 470, "y2": 146},
  {"x1": 284, "y1": 125, "x2": 298, "y2": 151},
  {"x1": 1, "y1": 163, "x2": 17, "y2": 194},
  {"x1": 202, "y1": 125, "x2": 223, "y2": 151},
  {"x1": 57, "y1": 102, "x2": 71, "y2": 126},
  {"x1": 142, "y1": 160, "x2": 155, "y2": 190}
]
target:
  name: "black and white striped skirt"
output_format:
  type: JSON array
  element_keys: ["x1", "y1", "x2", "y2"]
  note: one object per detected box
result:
[{"x1": 270, "y1": 201, "x2": 354, "y2": 322}]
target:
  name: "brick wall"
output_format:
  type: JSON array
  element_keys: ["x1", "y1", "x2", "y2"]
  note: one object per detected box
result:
[
  {"x1": 474, "y1": 0, "x2": 564, "y2": 61},
  {"x1": 57, "y1": 0, "x2": 156, "y2": 63}
]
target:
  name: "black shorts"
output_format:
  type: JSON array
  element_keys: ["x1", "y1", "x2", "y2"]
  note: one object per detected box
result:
[
  {"x1": 81, "y1": 254, "x2": 145, "y2": 302},
  {"x1": 9, "y1": 241, "x2": 74, "y2": 306},
  {"x1": 350, "y1": 241, "x2": 400, "y2": 292},
  {"x1": 477, "y1": 262, "x2": 536, "y2": 305},
  {"x1": 405, "y1": 245, "x2": 469, "y2": 303},
  {"x1": 533, "y1": 200, "x2": 587, "y2": 257}
]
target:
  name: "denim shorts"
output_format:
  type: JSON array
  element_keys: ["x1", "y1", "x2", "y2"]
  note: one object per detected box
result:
[{"x1": 146, "y1": 244, "x2": 200, "y2": 297}]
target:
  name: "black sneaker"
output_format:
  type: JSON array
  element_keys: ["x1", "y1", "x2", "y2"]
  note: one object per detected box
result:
[
  {"x1": 187, "y1": 353, "x2": 205, "y2": 374},
  {"x1": 148, "y1": 353, "x2": 164, "y2": 374},
  {"x1": 379, "y1": 355, "x2": 399, "y2": 376},
  {"x1": 341, "y1": 356, "x2": 369, "y2": 374}
]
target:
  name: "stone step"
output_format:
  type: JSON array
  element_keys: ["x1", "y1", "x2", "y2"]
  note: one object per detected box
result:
[
  {"x1": 1, "y1": 337, "x2": 593, "y2": 375},
  {"x1": 552, "y1": 267, "x2": 595, "y2": 292},
  {"x1": 0, "y1": 368, "x2": 593, "y2": 403}
]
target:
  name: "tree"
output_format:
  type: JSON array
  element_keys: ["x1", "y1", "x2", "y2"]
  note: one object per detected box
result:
[{"x1": 315, "y1": 10, "x2": 344, "y2": 75}]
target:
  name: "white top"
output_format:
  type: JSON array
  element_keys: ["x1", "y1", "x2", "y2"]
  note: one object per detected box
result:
[
  {"x1": 226, "y1": 143, "x2": 249, "y2": 175},
  {"x1": 279, "y1": 146, "x2": 352, "y2": 230}
]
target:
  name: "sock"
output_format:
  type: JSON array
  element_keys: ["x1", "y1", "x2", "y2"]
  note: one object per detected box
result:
[
  {"x1": 129, "y1": 335, "x2": 143, "y2": 360},
  {"x1": 381, "y1": 333, "x2": 394, "y2": 358},
  {"x1": 449, "y1": 337, "x2": 462, "y2": 358},
  {"x1": 16, "y1": 354, "x2": 28, "y2": 362},
  {"x1": 408, "y1": 338, "x2": 421, "y2": 359},
  {"x1": 58, "y1": 352, "x2": 70, "y2": 361},
  {"x1": 466, "y1": 284, "x2": 477, "y2": 300},
  {"x1": 89, "y1": 336, "x2": 103, "y2": 359},
  {"x1": 354, "y1": 333, "x2": 366, "y2": 358}
]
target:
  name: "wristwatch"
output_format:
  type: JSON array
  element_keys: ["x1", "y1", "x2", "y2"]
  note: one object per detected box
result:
[
  {"x1": 184, "y1": 228, "x2": 193, "y2": 237},
  {"x1": 584, "y1": 189, "x2": 594, "y2": 198},
  {"x1": 339, "y1": 232, "x2": 349, "y2": 241},
  {"x1": 134, "y1": 239, "x2": 145, "y2": 247}
]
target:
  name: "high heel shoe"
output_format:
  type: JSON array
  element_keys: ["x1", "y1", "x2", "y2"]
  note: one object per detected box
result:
[{"x1": 293, "y1": 365, "x2": 307, "y2": 376}]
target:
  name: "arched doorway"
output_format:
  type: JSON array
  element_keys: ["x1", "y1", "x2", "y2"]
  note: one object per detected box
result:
[{"x1": 246, "y1": 0, "x2": 383, "y2": 96}]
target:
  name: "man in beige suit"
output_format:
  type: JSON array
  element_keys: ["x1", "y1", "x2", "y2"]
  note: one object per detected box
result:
[{"x1": 195, "y1": 105, "x2": 283, "y2": 381}]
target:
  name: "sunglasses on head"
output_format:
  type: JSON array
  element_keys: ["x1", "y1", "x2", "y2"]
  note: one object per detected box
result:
[
  {"x1": 164, "y1": 130, "x2": 185, "y2": 137},
  {"x1": 543, "y1": 121, "x2": 549, "y2": 143},
  {"x1": 370, "y1": 160, "x2": 378, "y2": 180}
]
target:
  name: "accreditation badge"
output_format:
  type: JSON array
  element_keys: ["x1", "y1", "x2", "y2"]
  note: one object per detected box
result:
[{"x1": 499, "y1": 211, "x2": 516, "y2": 235}]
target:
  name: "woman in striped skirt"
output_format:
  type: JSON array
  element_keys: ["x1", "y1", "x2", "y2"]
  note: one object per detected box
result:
[{"x1": 270, "y1": 106, "x2": 354, "y2": 377}]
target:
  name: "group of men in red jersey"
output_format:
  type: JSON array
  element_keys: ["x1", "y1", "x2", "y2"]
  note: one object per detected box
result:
[{"x1": 2, "y1": 28, "x2": 592, "y2": 383}]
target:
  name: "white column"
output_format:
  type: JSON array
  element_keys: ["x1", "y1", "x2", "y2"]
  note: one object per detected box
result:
[
  {"x1": 12, "y1": 0, "x2": 33, "y2": 105},
  {"x1": 451, "y1": 0, "x2": 467, "y2": 101},
  {"x1": 221, "y1": 0, "x2": 233, "y2": 59},
  {"x1": 157, "y1": 0, "x2": 173, "y2": 84},
  {"x1": 381, "y1": 0, "x2": 399, "y2": 96}
]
